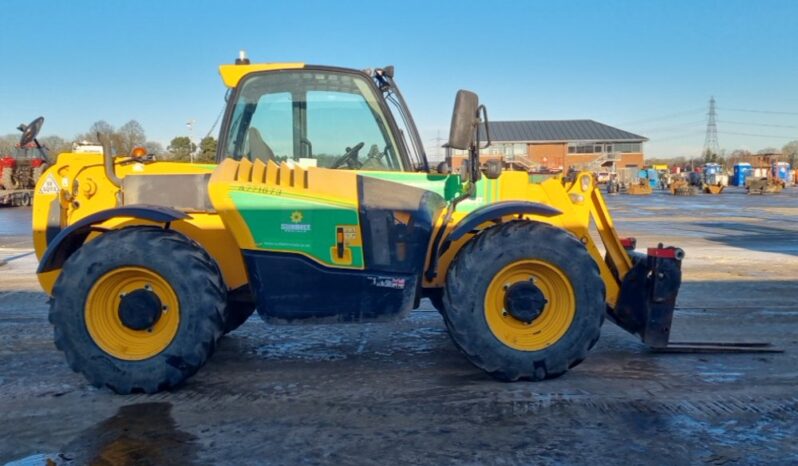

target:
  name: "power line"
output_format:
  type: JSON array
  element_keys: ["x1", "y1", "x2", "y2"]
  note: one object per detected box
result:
[
  {"x1": 718, "y1": 130, "x2": 797, "y2": 139},
  {"x1": 615, "y1": 108, "x2": 704, "y2": 126},
  {"x1": 718, "y1": 120, "x2": 798, "y2": 129},
  {"x1": 718, "y1": 107, "x2": 798, "y2": 116},
  {"x1": 636, "y1": 120, "x2": 705, "y2": 133},
  {"x1": 647, "y1": 130, "x2": 706, "y2": 142}
]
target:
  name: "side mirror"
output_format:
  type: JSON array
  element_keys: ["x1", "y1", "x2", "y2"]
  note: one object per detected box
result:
[
  {"x1": 18, "y1": 116, "x2": 44, "y2": 147},
  {"x1": 485, "y1": 159, "x2": 502, "y2": 179},
  {"x1": 448, "y1": 90, "x2": 479, "y2": 150}
]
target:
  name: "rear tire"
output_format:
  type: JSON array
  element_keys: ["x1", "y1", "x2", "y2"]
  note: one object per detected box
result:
[
  {"x1": 443, "y1": 221, "x2": 605, "y2": 382},
  {"x1": 49, "y1": 227, "x2": 226, "y2": 394},
  {"x1": 426, "y1": 289, "x2": 446, "y2": 315}
]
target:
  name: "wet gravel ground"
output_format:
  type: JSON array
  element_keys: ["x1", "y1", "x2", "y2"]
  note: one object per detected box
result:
[{"x1": 2, "y1": 187, "x2": 798, "y2": 465}]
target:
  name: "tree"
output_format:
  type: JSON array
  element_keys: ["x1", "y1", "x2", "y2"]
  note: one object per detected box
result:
[
  {"x1": 782, "y1": 140, "x2": 798, "y2": 167},
  {"x1": 86, "y1": 120, "x2": 114, "y2": 138},
  {"x1": 702, "y1": 148, "x2": 719, "y2": 164},
  {"x1": 167, "y1": 136, "x2": 196, "y2": 161},
  {"x1": 78, "y1": 120, "x2": 149, "y2": 155},
  {"x1": 197, "y1": 136, "x2": 217, "y2": 163},
  {"x1": 0, "y1": 134, "x2": 18, "y2": 155},
  {"x1": 145, "y1": 141, "x2": 165, "y2": 157},
  {"x1": 757, "y1": 147, "x2": 779, "y2": 155},
  {"x1": 79, "y1": 120, "x2": 120, "y2": 154},
  {"x1": 117, "y1": 120, "x2": 147, "y2": 154},
  {"x1": 367, "y1": 144, "x2": 380, "y2": 159},
  {"x1": 38, "y1": 135, "x2": 72, "y2": 156},
  {"x1": 726, "y1": 149, "x2": 752, "y2": 167}
]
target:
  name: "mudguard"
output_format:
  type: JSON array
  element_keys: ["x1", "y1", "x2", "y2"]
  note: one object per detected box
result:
[
  {"x1": 446, "y1": 201, "x2": 562, "y2": 243},
  {"x1": 37, "y1": 204, "x2": 189, "y2": 273}
]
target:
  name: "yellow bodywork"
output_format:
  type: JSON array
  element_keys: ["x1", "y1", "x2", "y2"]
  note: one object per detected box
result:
[
  {"x1": 421, "y1": 171, "x2": 630, "y2": 308},
  {"x1": 33, "y1": 146, "x2": 631, "y2": 313},
  {"x1": 218, "y1": 62, "x2": 305, "y2": 88},
  {"x1": 32, "y1": 152, "x2": 248, "y2": 295}
]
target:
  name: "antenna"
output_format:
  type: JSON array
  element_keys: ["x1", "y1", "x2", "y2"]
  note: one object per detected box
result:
[
  {"x1": 702, "y1": 97, "x2": 719, "y2": 159},
  {"x1": 186, "y1": 119, "x2": 196, "y2": 163}
]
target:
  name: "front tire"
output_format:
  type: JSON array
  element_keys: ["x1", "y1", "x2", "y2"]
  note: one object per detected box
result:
[
  {"x1": 443, "y1": 221, "x2": 605, "y2": 382},
  {"x1": 49, "y1": 227, "x2": 226, "y2": 394}
]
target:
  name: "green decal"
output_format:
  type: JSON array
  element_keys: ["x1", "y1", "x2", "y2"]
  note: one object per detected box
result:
[{"x1": 230, "y1": 190, "x2": 363, "y2": 268}]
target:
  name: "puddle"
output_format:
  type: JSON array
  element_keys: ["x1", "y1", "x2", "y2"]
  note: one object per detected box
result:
[
  {"x1": 697, "y1": 371, "x2": 744, "y2": 383},
  {"x1": 6, "y1": 402, "x2": 198, "y2": 466}
]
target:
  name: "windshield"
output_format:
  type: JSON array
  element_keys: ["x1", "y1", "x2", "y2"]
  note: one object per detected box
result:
[{"x1": 224, "y1": 70, "x2": 404, "y2": 171}]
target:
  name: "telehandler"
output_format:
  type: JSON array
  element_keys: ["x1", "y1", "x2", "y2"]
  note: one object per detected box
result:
[{"x1": 32, "y1": 54, "x2": 705, "y2": 394}]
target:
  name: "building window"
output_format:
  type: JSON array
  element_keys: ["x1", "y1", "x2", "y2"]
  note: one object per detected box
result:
[
  {"x1": 569, "y1": 142, "x2": 641, "y2": 154},
  {"x1": 614, "y1": 142, "x2": 642, "y2": 153},
  {"x1": 568, "y1": 143, "x2": 597, "y2": 154},
  {"x1": 476, "y1": 143, "x2": 528, "y2": 158}
]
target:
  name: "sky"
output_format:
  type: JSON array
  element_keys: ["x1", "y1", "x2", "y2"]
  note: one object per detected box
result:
[{"x1": 1, "y1": 0, "x2": 796, "y2": 160}]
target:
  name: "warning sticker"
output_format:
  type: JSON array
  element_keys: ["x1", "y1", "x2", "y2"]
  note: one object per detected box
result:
[{"x1": 39, "y1": 174, "x2": 60, "y2": 194}]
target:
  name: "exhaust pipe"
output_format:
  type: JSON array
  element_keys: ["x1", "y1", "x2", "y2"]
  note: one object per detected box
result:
[{"x1": 98, "y1": 133, "x2": 122, "y2": 188}]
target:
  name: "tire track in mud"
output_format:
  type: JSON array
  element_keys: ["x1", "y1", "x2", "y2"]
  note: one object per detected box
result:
[{"x1": 98, "y1": 387, "x2": 798, "y2": 422}]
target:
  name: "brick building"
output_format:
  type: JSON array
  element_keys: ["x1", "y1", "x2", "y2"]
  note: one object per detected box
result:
[{"x1": 450, "y1": 120, "x2": 647, "y2": 172}]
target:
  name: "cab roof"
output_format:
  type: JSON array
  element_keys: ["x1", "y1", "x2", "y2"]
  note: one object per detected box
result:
[{"x1": 218, "y1": 62, "x2": 305, "y2": 88}]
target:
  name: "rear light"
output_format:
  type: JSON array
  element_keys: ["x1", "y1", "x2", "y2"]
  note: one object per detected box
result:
[{"x1": 647, "y1": 245, "x2": 685, "y2": 261}]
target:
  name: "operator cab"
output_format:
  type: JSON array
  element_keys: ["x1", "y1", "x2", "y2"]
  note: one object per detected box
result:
[
  {"x1": 217, "y1": 57, "x2": 433, "y2": 173},
  {"x1": 220, "y1": 67, "x2": 414, "y2": 172}
]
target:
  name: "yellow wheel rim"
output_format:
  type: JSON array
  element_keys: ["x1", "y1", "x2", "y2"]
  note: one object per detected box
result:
[
  {"x1": 85, "y1": 267, "x2": 180, "y2": 360},
  {"x1": 484, "y1": 259, "x2": 575, "y2": 351}
]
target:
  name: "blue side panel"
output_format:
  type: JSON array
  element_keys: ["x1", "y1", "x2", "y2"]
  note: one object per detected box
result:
[{"x1": 243, "y1": 250, "x2": 418, "y2": 322}]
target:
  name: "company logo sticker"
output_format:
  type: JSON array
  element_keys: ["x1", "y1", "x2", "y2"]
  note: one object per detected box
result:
[{"x1": 281, "y1": 211, "x2": 311, "y2": 233}]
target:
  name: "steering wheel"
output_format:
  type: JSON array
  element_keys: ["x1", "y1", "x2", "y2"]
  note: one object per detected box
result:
[
  {"x1": 331, "y1": 142, "x2": 365, "y2": 169},
  {"x1": 19, "y1": 116, "x2": 44, "y2": 147}
]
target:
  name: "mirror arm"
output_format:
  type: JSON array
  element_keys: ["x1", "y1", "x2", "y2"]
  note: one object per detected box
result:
[
  {"x1": 477, "y1": 104, "x2": 491, "y2": 149},
  {"x1": 32, "y1": 138, "x2": 51, "y2": 164},
  {"x1": 424, "y1": 179, "x2": 476, "y2": 281}
]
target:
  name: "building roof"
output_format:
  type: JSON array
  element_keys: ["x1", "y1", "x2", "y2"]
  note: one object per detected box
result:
[{"x1": 485, "y1": 120, "x2": 647, "y2": 143}]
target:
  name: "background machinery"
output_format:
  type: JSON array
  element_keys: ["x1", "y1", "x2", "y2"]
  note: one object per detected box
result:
[
  {"x1": 31, "y1": 56, "x2": 701, "y2": 394},
  {"x1": 0, "y1": 118, "x2": 49, "y2": 206},
  {"x1": 746, "y1": 156, "x2": 787, "y2": 194}
]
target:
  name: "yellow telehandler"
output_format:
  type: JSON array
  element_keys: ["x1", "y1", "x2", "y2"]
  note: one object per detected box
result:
[{"x1": 28, "y1": 53, "x2": 770, "y2": 394}]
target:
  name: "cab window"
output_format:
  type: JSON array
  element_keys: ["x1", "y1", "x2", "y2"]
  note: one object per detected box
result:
[{"x1": 225, "y1": 70, "x2": 403, "y2": 171}]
